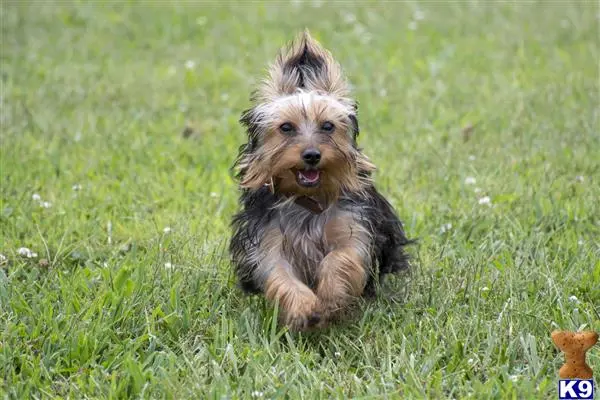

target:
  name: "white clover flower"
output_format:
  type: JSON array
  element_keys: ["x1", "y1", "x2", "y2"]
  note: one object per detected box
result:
[
  {"x1": 568, "y1": 295, "x2": 579, "y2": 303},
  {"x1": 32, "y1": 193, "x2": 41, "y2": 201},
  {"x1": 163, "y1": 227, "x2": 172, "y2": 234},
  {"x1": 185, "y1": 60, "x2": 196, "y2": 69},
  {"x1": 575, "y1": 175, "x2": 584, "y2": 183},
  {"x1": 72, "y1": 184, "x2": 82, "y2": 191},
  {"x1": 353, "y1": 23, "x2": 367, "y2": 37},
  {"x1": 467, "y1": 358, "x2": 474, "y2": 364},
  {"x1": 334, "y1": 351, "x2": 341, "y2": 357},
  {"x1": 18, "y1": 247, "x2": 38, "y2": 258},
  {"x1": 464, "y1": 177, "x2": 476, "y2": 185},
  {"x1": 413, "y1": 9, "x2": 425, "y2": 21},
  {"x1": 41, "y1": 201, "x2": 52, "y2": 208},
  {"x1": 342, "y1": 12, "x2": 357, "y2": 24},
  {"x1": 480, "y1": 286, "x2": 490, "y2": 292},
  {"x1": 0, "y1": 254, "x2": 6, "y2": 263},
  {"x1": 210, "y1": 192, "x2": 218, "y2": 198},
  {"x1": 359, "y1": 33, "x2": 373, "y2": 45},
  {"x1": 468, "y1": 155, "x2": 476, "y2": 161},
  {"x1": 478, "y1": 196, "x2": 491, "y2": 205},
  {"x1": 509, "y1": 375, "x2": 519, "y2": 382},
  {"x1": 439, "y1": 223, "x2": 452, "y2": 234},
  {"x1": 251, "y1": 391, "x2": 264, "y2": 398},
  {"x1": 164, "y1": 262, "x2": 173, "y2": 270}
]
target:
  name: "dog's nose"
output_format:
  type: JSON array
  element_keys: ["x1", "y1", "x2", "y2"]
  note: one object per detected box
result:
[{"x1": 302, "y1": 148, "x2": 321, "y2": 166}]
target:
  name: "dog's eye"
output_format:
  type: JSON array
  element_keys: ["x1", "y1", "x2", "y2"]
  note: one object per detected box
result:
[
  {"x1": 321, "y1": 121, "x2": 335, "y2": 133},
  {"x1": 279, "y1": 122, "x2": 294, "y2": 134}
]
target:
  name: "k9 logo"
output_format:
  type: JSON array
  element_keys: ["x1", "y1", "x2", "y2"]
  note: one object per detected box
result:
[{"x1": 559, "y1": 380, "x2": 594, "y2": 400}]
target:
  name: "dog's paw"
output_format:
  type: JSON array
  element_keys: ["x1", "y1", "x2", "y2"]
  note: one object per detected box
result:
[
  {"x1": 313, "y1": 295, "x2": 358, "y2": 329},
  {"x1": 282, "y1": 290, "x2": 321, "y2": 332},
  {"x1": 286, "y1": 311, "x2": 322, "y2": 332}
]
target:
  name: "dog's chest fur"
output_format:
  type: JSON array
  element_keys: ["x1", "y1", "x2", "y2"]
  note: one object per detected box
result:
[
  {"x1": 267, "y1": 200, "x2": 368, "y2": 287},
  {"x1": 277, "y1": 203, "x2": 330, "y2": 266}
]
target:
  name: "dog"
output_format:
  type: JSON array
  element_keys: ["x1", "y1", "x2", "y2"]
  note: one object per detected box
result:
[{"x1": 230, "y1": 30, "x2": 412, "y2": 331}]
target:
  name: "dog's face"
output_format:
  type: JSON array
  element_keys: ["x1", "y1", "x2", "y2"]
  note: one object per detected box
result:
[{"x1": 235, "y1": 31, "x2": 374, "y2": 202}]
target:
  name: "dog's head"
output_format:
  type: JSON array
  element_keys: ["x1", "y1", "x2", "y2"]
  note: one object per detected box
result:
[{"x1": 234, "y1": 30, "x2": 375, "y2": 203}]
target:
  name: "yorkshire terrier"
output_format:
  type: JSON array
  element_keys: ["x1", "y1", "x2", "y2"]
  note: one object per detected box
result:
[{"x1": 230, "y1": 30, "x2": 411, "y2": 331}]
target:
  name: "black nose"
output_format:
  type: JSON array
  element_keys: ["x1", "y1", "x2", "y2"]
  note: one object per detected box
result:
[{"x1": 302, "y1": 148, "x2": 321, "y2": 166}]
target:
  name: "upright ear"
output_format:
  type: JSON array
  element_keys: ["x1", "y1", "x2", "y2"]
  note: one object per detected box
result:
[{"x1": 257, "y1": 29, "x2": 350, "y2": 102}]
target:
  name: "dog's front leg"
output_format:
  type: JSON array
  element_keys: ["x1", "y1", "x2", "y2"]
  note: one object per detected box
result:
[
  {"x1": 316, "y1": 215, "x2": 371, "y2": 322},
  {"x1": 256, "y1": 229, "x2": 320, "y2": 331},
  {"x1": 261, "y1": 260, "x2": 320, "y2": 332},
  {"x1": 316, "y1": 244, "x2": 369, "y2": 322}
]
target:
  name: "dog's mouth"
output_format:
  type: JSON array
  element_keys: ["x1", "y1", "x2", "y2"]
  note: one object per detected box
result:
[{"x1": 294, "y1": 168, "x2": 321, "y2": 187}]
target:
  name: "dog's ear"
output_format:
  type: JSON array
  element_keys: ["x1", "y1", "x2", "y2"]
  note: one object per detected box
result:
[
  {"x1": 232, "y1": 107, "x2": 261, "y2": 184},
  {"x1": 258, "y1": 29, "x2": 349, "y2": 101},
  {"x1": 240, "y1": 107, "x2": 260, "y2": 151},
  {"x1": 349, "y1": 101, "x2": 360, "y2": 143}
]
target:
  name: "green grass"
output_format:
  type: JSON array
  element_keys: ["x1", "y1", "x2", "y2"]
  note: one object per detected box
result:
[{"x1": 1, "y1": 0, "x2": 599, "y2": 398}]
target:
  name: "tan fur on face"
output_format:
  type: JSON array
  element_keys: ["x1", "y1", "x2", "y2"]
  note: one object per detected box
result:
[
  {"x1": 240, "y1": 92, "x2": 374, "y2": 203},
  {"x1": 237, "y1": 30, "x2": 375, "y2": 203}
]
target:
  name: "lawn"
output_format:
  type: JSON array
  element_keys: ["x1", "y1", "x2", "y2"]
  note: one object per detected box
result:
[{"x1": 1, "y1": 0, "x2": 599, "y2": 398}]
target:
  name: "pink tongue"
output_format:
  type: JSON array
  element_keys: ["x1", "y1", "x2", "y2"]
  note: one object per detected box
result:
[{"x1": 301, "y1": 170, "x2": 319, "y2": 181}]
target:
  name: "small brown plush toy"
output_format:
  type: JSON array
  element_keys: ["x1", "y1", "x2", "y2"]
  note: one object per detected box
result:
[{"x1": 551, "y1": 330, "x2": 598, "y2": 379}]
